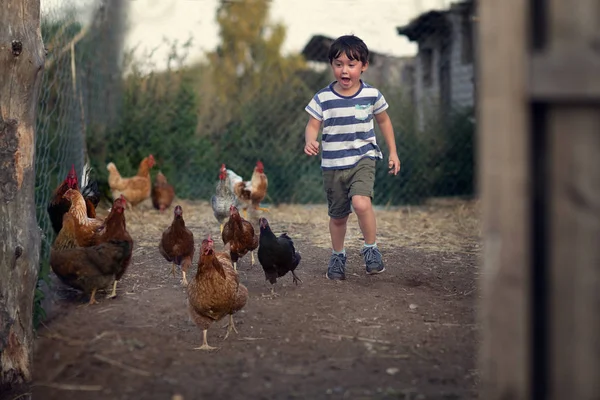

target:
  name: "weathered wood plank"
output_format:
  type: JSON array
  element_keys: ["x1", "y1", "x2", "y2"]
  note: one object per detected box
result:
[
  {"x1": 548, "y1": 109, "x2": 600, "y2": 400},
  {"x1": 477, "y1": 0, "x2": 531, "y2": 399}
]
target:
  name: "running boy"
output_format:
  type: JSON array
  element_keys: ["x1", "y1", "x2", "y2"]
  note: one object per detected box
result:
[{"x1": 304, "y1": 34, "x2": 401, "y2": 280}]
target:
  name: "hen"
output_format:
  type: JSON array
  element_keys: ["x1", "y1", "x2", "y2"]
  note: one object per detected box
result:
[
  {"x1": 152, "y1": 171, "x2": 175, "y2": 212},
  {"x1": 222, "y1": 205, "x2": 258, "y2": 271},
  {"x1": 47, "y1": 163, "x2": 101, "y2": 234},
  {"x1": 211, "y1": 163, "x2": 238, "y2": 234},
  {"x1": 187, "y1": 235, "x2": 248, "y2": 350},
  {"x1": 257, "y1": 217, "x2": 302, "y2": 297},
  {"x1": 50, "y1": 239, "x2": 131, "y2": 305},
  {"x1": 52, "y1": 189, "x2": 105, "y2": 251},
  {"x1": 106, "y1": 154, "x2": 155, "y2": 208},
  {"x1": 95, "y1": 195, "x2": 133, "y2": 298},
  {"x1": 227, "y1": 160, "x2": 268, "y2": 219},
  {"x1": 159, "y1": 205, "x2": 195, "y2": 286}
]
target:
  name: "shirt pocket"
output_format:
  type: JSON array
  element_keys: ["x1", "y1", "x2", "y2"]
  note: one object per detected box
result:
[{"x1": 354, "y1": 104, "x2": 372, "y2": 121}]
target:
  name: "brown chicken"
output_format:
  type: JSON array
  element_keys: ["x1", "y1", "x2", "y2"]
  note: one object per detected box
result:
[
  {"x1": 226, "y1": 160, "x2": 269, "y2": 219},
  {"x1": 159, "y1": 205, "x2": 195, "y2": 286},
  {"x1": 47, "y1": 163, "x2": 101, "y2": 234},
  {"x1": 187, "y1": 235, "x2": 248, "y2": 350},
  {"x1": 152, "y1": 171, "x2": 175, "y2": 212},
  {"x1": 222, "y1": 205, "x2": 259, "y2": 271},
  {"x1": 106, "y1": 154, "x2": 155, "y2": 207},
  {"x1": 53, "y1": 189, "x2": 105, "y2": 251},
  {"x1": 50, "y1": 239, "x2": 132, "y2": 305},
  {"x1": 95, "y1": 195, "x2": 133, "y2": 298}
]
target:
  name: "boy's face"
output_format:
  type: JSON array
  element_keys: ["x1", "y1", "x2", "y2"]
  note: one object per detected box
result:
[{"x1": 331, "y1": 53, "x2": 368, "y2": 95}]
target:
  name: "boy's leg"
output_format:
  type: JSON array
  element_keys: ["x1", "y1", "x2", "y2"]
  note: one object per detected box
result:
[
  {"x1": 349, "y1": 159, "x2": 385, "y2": 274},
  {"x1": 329, "y1": 215, "x2": 348, "y2": 252},
  {"x1": 352, "y1": 195, "x2": 376, "y2": 244},
  {"x1": 323, "y1": 169, "x2": 351, "y2": 280},
  {"x1": 327, "y1": 216, "x2": 349, "y2": 280}
]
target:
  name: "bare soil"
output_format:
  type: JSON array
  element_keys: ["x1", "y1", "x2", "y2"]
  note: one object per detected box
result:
[{"x1": 28, "y1": 199, "x2": 480, "y2": 400}]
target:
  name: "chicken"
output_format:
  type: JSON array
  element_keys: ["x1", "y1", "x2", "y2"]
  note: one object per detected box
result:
[
  {"x1": 211, "y1": 164, "x2": 238, "y2": 234},
  {"x1": 222, "y1": 205, "x2": 258, "y2": 271},
  {"x1": 159, "y1": 205, "x2": 195, "y2": 286},
  {"x1": 257, "y1": 217, "x2": 302, "y2": 297},
  {"x1": 152, "y1": 171, "x2": 175, "y2": 212},
  {"x1": 52, "y1": 189, "x2": 105, "y2": 251},
  {"x1": 96, "y1": 195, "x2": 133, "y2": 298},
  {"x1": 106, "y1": 154, "x2": 155, "y2": 208},
  {"x1": 187, "y1": 235, "x2": 248, "y2": 350},
  {"x1": 227, "y1": 160, "x2": 269, "y2": 219},
  {"x1": 47, "y1": 163, "x2": 101, "y2": 234},
  {"x1": 50, "y1": 239, "x2": 132, "y2": 305}
]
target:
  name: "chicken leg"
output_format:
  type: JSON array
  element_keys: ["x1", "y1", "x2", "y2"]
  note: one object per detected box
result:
[
  {"x1": 261, "y1": 285, "x2": 279, "y2": 299},
  {"x1": 108, "y1": 280, "x2": 119, "y2": 298},
  {"x1": 88, "y1": 288, "x2": 99, "y2": 305},
  {"x1": 223, "y1": 315, "x2": 239, "y2": 340},
  {"x1": 181, "y1": 271, "x2": 188, "y2": 287},
  {"x1": 194, "y1": 329, "x2": 217, "y2": 351}
]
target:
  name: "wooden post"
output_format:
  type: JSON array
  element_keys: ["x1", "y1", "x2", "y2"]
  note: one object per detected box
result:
[
  {"x1": 530, "y1": 0, "x2": 600, "y2": 398},
  {"x1": 479, "y1": 0, "x2": 600, "y2": 398},
  {"x1": 477, "y1": 0, "x2": 531, "y2": 398},
  {"x1": 0, "y1": 0, "x2": 45, "y2": 397}
]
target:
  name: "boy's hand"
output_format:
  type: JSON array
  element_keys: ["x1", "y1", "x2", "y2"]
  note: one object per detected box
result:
[
  {"x1": 304, "y1": 140, "x2": 320, "y2": 156},
  {"x1": 388, "y1": 154, "x2": 401, "y2": 175}
]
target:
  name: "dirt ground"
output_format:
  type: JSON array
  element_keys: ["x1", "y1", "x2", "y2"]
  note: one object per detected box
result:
[{"x1": 29, "y1": 199, "x2": 480, "y2": 400}]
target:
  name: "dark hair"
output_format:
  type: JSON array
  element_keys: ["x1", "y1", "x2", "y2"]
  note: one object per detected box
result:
[{"x1": 328, "y1": 35, "x2": 369, "y2": 64}]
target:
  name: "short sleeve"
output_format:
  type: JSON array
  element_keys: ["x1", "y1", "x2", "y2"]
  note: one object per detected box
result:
[
  {"x1": 305, "y1": 96, "x2": 323, "y2": 121},
  {"x1": 373, "y1": 91, "x2": 389, "y2": 115}
]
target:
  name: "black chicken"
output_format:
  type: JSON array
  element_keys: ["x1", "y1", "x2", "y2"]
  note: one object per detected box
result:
[
  {"x1": 47, "y1": 163, "x2": 102, "y2": 234},
  {"x1": 257, "y1": 217, "x2": 301, "y2": 297}
]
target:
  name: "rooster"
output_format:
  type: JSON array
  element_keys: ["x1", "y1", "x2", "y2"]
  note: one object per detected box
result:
[
  {"x1": 187, "y1": 235, "x2": 248, "y2": 350},
  {"x1": 159, "y1": 205, "x2": 195, "y2": 286},
  {"x1": 152, "y1": 171, "x2": 175, "y2": 212},
  {"x1": 106, "y1": 154, "x2": 155, "y2": 208},
  {"x1": 211, "y1": 164, "x2": 238, "y2": 234},
  {"x1": 52, "y1": 189, "x2": 105, "y2": 251},
  {"x1": 257, "y1": 217, "x2": 302, "y2": 297},
  {"x1": 222, "y1": 205, "x2": 258, "y2": 271},
  {"x1": 47, "y1": 163, "x2": 101, "y2": 234},
  {"x1": 226, "y1": 160, "x2": 268, "y2": 219}
]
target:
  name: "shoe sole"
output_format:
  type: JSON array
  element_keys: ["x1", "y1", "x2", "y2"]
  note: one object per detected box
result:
[
  {"x1": 366, "y1": 267, "x2": 386, "y2": 275},
  {"x1": 325, "y1": 272, "x2": 346, "y2": 280}
]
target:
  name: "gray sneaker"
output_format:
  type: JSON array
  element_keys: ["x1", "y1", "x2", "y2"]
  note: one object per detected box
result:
[
  {"x1": 326, "y1": 253, "x2": 347, "y2": 280},
  {"x1": 361, "y1": 246, "x2": 385, "y2": 274}
]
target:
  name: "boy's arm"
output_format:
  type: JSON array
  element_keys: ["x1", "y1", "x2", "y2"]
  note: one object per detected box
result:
[
  {"x1": 375, "y1": 110, "x2": 401, "y2": 175},
  {"x1": 304, "y1": 116, "x2": 322, "y2": 156}
]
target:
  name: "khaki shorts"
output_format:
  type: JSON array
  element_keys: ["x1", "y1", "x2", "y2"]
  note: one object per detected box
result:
[{"x1": 323, "y1": 157, "x2": 376, "y2": 219}]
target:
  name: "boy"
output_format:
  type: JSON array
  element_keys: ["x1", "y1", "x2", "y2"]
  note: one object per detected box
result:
[{"x1": 304, "y1": 34, "x2": 401, "y2": 280}]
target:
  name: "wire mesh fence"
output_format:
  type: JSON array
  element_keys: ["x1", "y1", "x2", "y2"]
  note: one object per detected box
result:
[{"x1": 36, "y1": 0, "x2": 476, "y2": 258}]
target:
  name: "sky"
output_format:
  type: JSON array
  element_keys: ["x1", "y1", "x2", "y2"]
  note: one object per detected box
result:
[{"x1": 42, "y1": 0, "x2": 454, "y2": 68}]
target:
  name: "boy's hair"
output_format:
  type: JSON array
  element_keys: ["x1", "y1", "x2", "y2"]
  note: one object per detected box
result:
[{"x1": 328, "y1": 35, "x2": 369, "y2": 65}]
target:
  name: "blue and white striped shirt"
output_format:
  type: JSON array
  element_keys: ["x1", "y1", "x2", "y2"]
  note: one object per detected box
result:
[{"x1": 305, "y1": 80, "x2": 388, "y2": 170}]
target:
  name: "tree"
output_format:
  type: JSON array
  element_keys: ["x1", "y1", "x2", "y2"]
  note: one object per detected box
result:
[
  {"x1": 0, "y1": 0, "x2": 45, "y2": 397},
  {"x1": 198, "y1": 0, "x2": 306, "y2": 134}
]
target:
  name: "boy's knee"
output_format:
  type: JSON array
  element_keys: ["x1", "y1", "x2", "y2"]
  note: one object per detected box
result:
[{"x1": 351, "y1": 195, "x2": 372, "y2": 214}]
